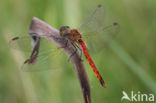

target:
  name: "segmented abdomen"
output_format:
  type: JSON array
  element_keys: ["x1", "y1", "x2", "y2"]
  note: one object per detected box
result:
[{"x1": 78, "y1": 40, "x2": 106, "y2": 87}]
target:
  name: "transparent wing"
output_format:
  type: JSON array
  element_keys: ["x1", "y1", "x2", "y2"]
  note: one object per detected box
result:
[
  {"x1": 9, "y1": 35, "x2": 65, "y2": 72},
  {"x1": 79, "y1": 5, "x2": 105, "y2": 34},
  {"x1": 83, "y1": 23, "x2": 120, "y2": 53},
  {"x1": 78, "y1": 5, "x2": 120, "y2": 53},
  {"x1": 9, "y1": 36, "x2": 33, "y2": 52},
  {"x1": 22, "y1": 47, "x2": 63, "y2": 72}
]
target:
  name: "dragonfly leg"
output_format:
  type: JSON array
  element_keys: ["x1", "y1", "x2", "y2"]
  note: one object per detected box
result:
[
  {"x1": 74, "y1": 43, "x2": 83, "y2": 61},
  {"x1": 68, "y1": 43, "x2": 83, "y2": 62},
  {"x1": 68, "y1": 42, "x2": 77, "y2": 61}
]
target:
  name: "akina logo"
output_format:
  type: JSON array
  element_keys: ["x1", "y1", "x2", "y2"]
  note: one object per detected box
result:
[{"x1": 121, "y1": 91, "x2": 154, "y2": 102}]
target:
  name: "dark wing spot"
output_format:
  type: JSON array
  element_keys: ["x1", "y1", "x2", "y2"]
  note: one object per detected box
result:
[
  {"x1": 12, "y1": 37, "x2": 19, "y2": 40},
  {"x1": 113, "y1": 22, "x2": 118, "y2": 26},
  {"x1": 97, "y1": 4, "x2": 102, "y2": 8}
]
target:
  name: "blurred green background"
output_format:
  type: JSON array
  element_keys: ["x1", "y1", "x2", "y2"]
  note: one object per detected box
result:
[{"x1": 0, "y1": 0, "x2": 156, "y2": 103}]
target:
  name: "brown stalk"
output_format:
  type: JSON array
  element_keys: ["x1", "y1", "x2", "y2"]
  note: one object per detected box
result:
[{"x1": 29, "y1": 17, "x2": 91, "y2": 103}]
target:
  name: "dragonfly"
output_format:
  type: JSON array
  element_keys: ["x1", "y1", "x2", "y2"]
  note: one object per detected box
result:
[{"x1": 9, "y1": 4, "x2": 119, "y2": 87}]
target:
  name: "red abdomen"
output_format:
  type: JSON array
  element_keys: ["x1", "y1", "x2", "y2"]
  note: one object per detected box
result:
[{"x1": 78, "y1": 40, "x2": 106, "y2": 88}]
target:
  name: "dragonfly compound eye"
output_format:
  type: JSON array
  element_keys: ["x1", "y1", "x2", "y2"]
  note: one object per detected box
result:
[
  {"x1": 60, "y1": 26, "x2": 70, "y2": 31},
  {"x1": 60, "y1": 26, "x2": 71, "y2": 36}
]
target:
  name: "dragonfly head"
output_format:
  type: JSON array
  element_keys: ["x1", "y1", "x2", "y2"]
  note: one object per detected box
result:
[{"x1": 60, "y1": 26, "x2": 71, "y2": 37}]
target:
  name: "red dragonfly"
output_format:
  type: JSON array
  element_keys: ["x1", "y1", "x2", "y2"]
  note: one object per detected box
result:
[{"x1": 9, "y1": 4, "x2": 119, "y2": 87}]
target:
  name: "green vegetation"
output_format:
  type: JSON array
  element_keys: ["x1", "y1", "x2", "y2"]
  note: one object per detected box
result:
[{"x1": 0, "y1": 0, "x2": 156, "y2": 103}]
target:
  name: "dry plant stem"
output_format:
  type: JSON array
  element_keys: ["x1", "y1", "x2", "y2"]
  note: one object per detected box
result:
[{"x1": 29, "y1": 17, "x2": 91, "y2": 103}]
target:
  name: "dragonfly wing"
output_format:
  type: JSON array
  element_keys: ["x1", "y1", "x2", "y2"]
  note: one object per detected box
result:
[
  {"x1": 21, "y1": 37, "x2": 64, "y2": 72},
  {"x1": 98, "y1": 22, "x2": 120, "y2": 43},
  {"x1": 79, "y1": 4, "x2": 105, "y2": 34},
  {"x1": 83, "y1": 22, "x2": 120, "y2": 53},
  {"x1": 78, "y1": 5, "x2": 119, "y2": 53},
  {"x1": 9, "y1": 36, "x2": 34, "y2": 52},
  {"x1": 22, "y1": 48, "x2": 62, "y2": 72},
  {"x1": 9, "y1": 35, "x2": 64, "y2": 72}
]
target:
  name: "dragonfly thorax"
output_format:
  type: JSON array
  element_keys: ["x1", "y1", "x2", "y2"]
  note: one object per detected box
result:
[{"x1": 60, "y1": 26, "x2": 82, "y2": 43}]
